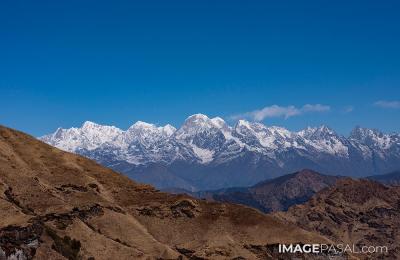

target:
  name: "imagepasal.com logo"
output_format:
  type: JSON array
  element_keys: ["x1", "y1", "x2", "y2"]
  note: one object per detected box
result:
[{"x1": 278, "y1": 243, "x2": 388, "y2": 255}]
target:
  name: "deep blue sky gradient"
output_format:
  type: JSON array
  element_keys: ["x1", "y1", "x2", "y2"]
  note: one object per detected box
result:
[{"x1": 1, "y1": 0, "x2": 400, "y2": 136}]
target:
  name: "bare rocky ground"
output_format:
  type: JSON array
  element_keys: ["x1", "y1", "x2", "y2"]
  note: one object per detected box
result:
[{"x1": 275, "y1": 178, "x2": 400, "y2": 259}]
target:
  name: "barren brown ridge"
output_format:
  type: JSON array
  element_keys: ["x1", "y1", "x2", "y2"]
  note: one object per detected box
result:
[
  {"x1": 276, "y1": 178, "x2": 400, "y2": 259},
  {"x1": 0, "y1": 125, "x2": 328, "y2": 260}
]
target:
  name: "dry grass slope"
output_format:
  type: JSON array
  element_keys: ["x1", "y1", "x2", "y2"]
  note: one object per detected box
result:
[{"x1": 0, "y1": 125, "x2": 328, "y2": 260}]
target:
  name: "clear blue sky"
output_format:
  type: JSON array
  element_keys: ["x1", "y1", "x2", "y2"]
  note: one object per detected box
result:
[{"x1": 1, "y1": 0, "x2": 399, "y2": 136}]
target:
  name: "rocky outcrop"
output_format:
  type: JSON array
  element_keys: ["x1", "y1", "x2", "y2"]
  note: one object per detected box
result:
[{"x1": 276, "y1": 178, "x2": 400, "y2": 259}]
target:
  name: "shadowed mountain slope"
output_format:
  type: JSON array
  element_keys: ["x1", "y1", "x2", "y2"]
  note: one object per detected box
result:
[
  {"x1": 275, "y1": 178, "x2": 400, "y2": 259},
  {"x1": 367, "y1": 171, "x2": 400, "y2": 186},
  {"x1": 169, "y1": 169, "x2": 341, "y2": 213}
]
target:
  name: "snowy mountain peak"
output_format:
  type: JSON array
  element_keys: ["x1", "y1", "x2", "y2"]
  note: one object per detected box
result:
[
  {"x1": 80, "y1": 121, "x2": 123, "y2": 134},
  {"x1": 235, "y1": 120, "x2": 268, "y2": 134},
  {"x1": 130, "y1": 121, "x2": 155, "y2": 129},
  {"x1": 82, "y1": 120, "x2": 98, "y2": 128},
  {"x1": 299, "y1": 125, "x2": 336, "y2": 138},
  {"x1": 210, "y1": 117, "x2": 228, "y2": 129},
  {"x1": 124, "y1": 121, "x2": 176, "y2": 147},
  {"x1": 267, "y1": 126, "x2": 292, "y2": 138},
  {"x1": 236, "y1": 119, "x2": 252, "y2": 129},
  {"x1": 349, "y1": 126, "x2": 395, "y2": 149},
  {"x1": 181, "y1": 114, "x2": 227, "y2": 129},
  {"x1": 161, "y1": 124, "x2": 177, "y2": 136},
  {"x1": 176, "y1": 114, "x2": 226, "y2": 138},
  {"x1": 40, "y1": 121, "x2": 123, "y2": 152},
  {"x1": 350, "y1": 126, "x2": 381, "y2": 139},
  {"x1": 317, "y1": 125, "x2": 335, "y2": 134},
  {"x1": 53, "y1": 127, "x2": 64, "y2": 138},
  {"x1": 40, "y1": 115, "x2": 400, "y2": 172},
  {"x1": 128, "y1": 121, "x2": 176, "y2": 136},
  {"x1": 185, "y1": 113, "x2": 209, "y2": 122}
]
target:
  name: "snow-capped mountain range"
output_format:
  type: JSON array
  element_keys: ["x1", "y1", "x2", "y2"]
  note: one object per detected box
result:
[{"x1": 40, "y1": 114, "x2": 400, "y2": 191}]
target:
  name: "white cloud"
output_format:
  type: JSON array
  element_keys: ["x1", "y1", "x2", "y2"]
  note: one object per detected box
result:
[
  {"x1": 301, "y1": 104, "x2": 331, "y2": 113},
  {"x1": 374, "y1": 100, "x2": 400, "y2": 109},
  {"x1": 343, "y1": 106, "x2": 354, "y2": 113},
  {"x1": 231, "y1": 104, "x2": 330, "y2": 121}
]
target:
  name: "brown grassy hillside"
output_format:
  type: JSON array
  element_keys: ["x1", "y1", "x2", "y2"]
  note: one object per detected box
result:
[{"x1": 0, "y1": 125, "x2": 328, "y2": 260}]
